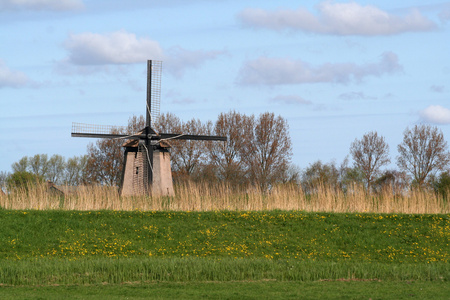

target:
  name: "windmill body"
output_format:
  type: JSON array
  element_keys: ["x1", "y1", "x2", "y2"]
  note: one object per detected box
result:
[{"x1": 72, "y1": 60, "x2": 226, "y2": 196}]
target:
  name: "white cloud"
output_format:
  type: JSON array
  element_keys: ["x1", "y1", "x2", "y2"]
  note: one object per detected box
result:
[
  {"x1": 237, "y1": 52, "x2": 402, "y2": 86},
  {"x1": 0, "y1": 0, "x2": 84, "y2": 11},
  {"x1": 60, "y1": 31, "x2": 223, "y2": 78},
  {"x1": 164, "y1": 46, "x2": 226, "y2": 78},
  {"x1": 0, "y1": 60, "x2": 29, "y2": 88},
  {"x1": 271, "y1": 95, "x2": 312, "y2": 105},
  {"x1": 420, "y1": 105, "x2": 450, "y2": 124},
  {"x1": 239, "y1": 2, "x2": 436, "y2": 36},
  {"x1": 63, "y1": 30, "x2": 164, "y2": 65}
]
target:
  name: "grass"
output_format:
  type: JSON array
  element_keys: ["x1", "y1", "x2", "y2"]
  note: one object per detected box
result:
[
  {"x1": 0, "y1": 210, "x2": 448, "y2": 286},
  {"x1": 1, "y1": 181, "x2": 449, "y2": 214},
  {"x1": 0, "y1": 195, "x2": 448, "y2": 298},
  {"x1": 1, "y1": 281, "x2": 450, "y2": 300}
]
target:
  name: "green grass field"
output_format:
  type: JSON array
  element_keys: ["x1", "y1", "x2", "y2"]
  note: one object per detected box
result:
[{"x1": 0, "y1": 210, "x2": 448, "y2": 298}]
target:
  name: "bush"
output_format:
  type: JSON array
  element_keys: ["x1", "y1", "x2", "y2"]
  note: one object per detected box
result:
[{"x1": 6, "y1": 171, "x2": 44, "y2": 191}]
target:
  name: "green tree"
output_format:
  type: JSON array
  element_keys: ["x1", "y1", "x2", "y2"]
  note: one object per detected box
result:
[
  {"x1": 6, "y1": 171, "x2": 44, "y2": 191},
  {"x1": 302, "y1": 160, "x2": 340, "y2": 193},
  {"x1": 432, "y1": 171, "x2": 450, "y2": 200},
  {"x1": 28, "y1": 154, "x2": 49, "y2": 178},
  {"x1": 64, "y1": 155, "x2": 88, "y2": 185},
  {"x1": 11, "y1": 156, "x2": 28, "y2": 173},
  {"x1": 47, "y1": 155, "x2": 66, "y2": 184}
]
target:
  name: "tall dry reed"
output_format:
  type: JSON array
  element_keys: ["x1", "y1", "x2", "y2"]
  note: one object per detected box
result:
[{"x1": 0, "y1": 181, "x2": 448, "y2": 213}]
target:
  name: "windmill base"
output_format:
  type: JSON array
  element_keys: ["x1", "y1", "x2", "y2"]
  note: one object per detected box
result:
[{"x1": 120, "y1": 147, "x2": 175, "y2": 197}]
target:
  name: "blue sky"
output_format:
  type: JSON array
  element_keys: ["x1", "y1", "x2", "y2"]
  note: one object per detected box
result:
[{"x1": 1, "y1": 0, "x2": 449, "y2": 173}]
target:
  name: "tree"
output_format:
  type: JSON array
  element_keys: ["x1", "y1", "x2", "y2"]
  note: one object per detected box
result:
[
  {"x1": 350, "y1": 131, "x2": 390, "y2": 189},
  {"x1": 84, "y1": 129, "x2": 125, "y2": 186},
  {"x1": 372, "y1": 169, "x2": 410, "y2": 195},
  {"x1": 84, "y1": 115, "x2": 145, "y2": 186},
  {"x1": 6, "y1": 171, "x2": 44, "y2": 191},
  {"x1": 28, "y1": 154, "x2": 49, "y2": 178},
  {"x1": 301, "y1": 160, "x2": 340, "y2": 193},
  {"x1": 432, "y1": 171, "x2": 450, "y2": 200},
  {"x1": 397, "y1": 124, "x2": 450, "y2": 187},
  {"x1": 245, "y1": 112, "x2": 292, "y2": 190},
  {"x1": 64, "y1": 155, "x2": 88, "y2": 185},
  {"x1": 173, "y1": 118, "x2": 211, "y2": 181},
  {"x1": 11, "y1": 157, "x2": 28, "y2": 173},
  {"x1": 208, "y1": 111, "x2": 254, "y2": 186},
  {"x1": 0, "y1": 171, "x2": 10, "y2": 191},
  {"x1": 47, "y1": 155, "x2": 66, "y2": 184}
]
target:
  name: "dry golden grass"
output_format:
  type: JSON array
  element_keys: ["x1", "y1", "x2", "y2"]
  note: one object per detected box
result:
[{"x1": 0, "y1": 181, "x2": 448, "y2": 214}]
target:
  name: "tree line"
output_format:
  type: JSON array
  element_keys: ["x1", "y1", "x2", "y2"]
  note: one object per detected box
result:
[
  {"x1": 83, "y1": 111, "x2": 293, "y2": 190},
  {"x1": 2, "y1": 111, "x2": 450, "y2": 197}
]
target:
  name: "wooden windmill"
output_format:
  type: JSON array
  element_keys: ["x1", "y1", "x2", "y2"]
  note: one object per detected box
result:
[{"x1": 72, "y1": 60, "x2": 226, "y2": 196}]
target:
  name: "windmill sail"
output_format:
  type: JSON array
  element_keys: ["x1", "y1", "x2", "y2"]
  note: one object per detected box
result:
[
  {"x1": 147, "y1": 60, "x2": 162, "y2": 130},
  {"x1": 71, "y1": 122, "x2": 132, "y2": 139}
]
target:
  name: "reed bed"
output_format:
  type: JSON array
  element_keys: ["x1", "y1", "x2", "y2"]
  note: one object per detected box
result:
[{"x1": 1, "y1": 182, "x2": 448, "y2": 213}]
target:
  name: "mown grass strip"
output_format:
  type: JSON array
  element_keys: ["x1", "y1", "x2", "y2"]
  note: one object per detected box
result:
[
  {"x1": 0, "y1": 258, "x2": 448, "y2": 286},
  {"x1": 1, "y1": 281, "x2": 449, "y2": 300}
]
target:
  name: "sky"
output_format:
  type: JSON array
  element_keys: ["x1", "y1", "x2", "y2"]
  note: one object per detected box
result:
[{"x1": 1, "y1": 0, "x2": 450, "y2": 173}]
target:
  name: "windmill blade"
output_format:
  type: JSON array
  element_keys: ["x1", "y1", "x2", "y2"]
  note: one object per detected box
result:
[
  {"x1": 146, "y1": 60, "x2": 162, "y2": 130},
  {"x1": 71, "y1": 132, "x2": 140, "y2": 139},
  {"x1": 71, "y1": 122, "x2": 140, "y2": 139},
  {"x1": 157, "y1": 133, "x2": 227, "y2": 142}
]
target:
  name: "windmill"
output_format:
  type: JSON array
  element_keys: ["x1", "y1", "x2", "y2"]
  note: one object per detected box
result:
[{"x1": 72, "y1": 60, "x2": 226, "y2": 196}]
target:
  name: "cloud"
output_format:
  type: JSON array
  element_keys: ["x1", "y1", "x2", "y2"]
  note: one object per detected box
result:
[
  {"x1": 420, "y1": 105, "x2": 450, "y2": 124},
  {"x1": 237, "y1": 52, "x2": 402, "y2": 86},
  {"x1": 430, "y1": 85, "x2": 445, "y2": 93},
  {"x1": 60, "y1": 30, "x2": 223, "y2": 78},
  {"x1": 0, "y1": 60, "x2": 30, "y2": 88},
  {"x1": 164, "y1": 46, "x2": 226, "y2": 78},
  {"x1": 439, "y1": 4, "x2": 450, "y2": 22},
  {"x1": 338, "y1": 91, "x2": 377, "y2": 100},
  {"x1": 270, "y1": 95, "x2": 312, "y2": 105},
  {"x1": 0, "y1": 0, "x2": 84, "y2": 11},
  {"x1": 239, "y1": 2, "x2": 436, "y2": 36},
  {"x1": 63, "y1": 30, "x2": 163, "y2": 65}
]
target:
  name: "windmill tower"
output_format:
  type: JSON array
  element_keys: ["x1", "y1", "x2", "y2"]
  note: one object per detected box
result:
[{"x1": 71, "y1": 60, "x2": 226, "y2": 196}]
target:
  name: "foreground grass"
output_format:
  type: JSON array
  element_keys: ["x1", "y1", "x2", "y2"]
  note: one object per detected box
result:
[
  {"x1": 1, "y1": 281, "x2": 450, "y2": 300},
  {"x1": 0, "y1": 210, "x2": 448, "y2": 289},
  {"x1": 1, "y1": 210, "x2": 448, "y2": 263}
]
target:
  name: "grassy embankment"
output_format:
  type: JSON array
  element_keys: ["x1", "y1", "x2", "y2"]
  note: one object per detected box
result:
[
  {"x1": 0, "y1": 210, "x2": 448, "y2": 286},
  {"x1": 0, "y1": 183, "x2": 449, "y2": 298}
]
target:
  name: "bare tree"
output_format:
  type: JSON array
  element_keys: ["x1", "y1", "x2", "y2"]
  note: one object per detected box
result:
[
  {"x1": 246, "y1": 112, "x2": 292, "y2": 190},
  {"x1": 84, "y1": 135, "x2": 124, "y2": 186},
  {"x1": 208, "y1": 111, "x2": 254, "y2": 186},
  {"x1": 397, "y1": 124, "x2": 450, "y2": 187},
  {"x1": 84, "y1": 115, "x2": 145, "y2": 186},
  {"x1": 175, "y1": 118, "x2": 211, "y2": 180},
  {"x1": 350, "y1": 131, "x2": 390, "y2": 189}
]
